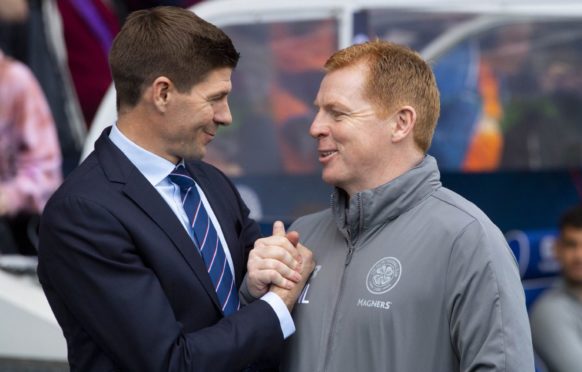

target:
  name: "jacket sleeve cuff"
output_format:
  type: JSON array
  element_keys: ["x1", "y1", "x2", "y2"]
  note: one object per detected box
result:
[
  {"x1": 260, "y1": 292, "x2": 295, "y2": 339},
  {"x1": 239, "y1": 275, "x2": 256, "y2": 306}
]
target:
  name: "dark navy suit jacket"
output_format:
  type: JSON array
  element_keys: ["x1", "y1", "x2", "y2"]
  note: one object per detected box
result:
[{"x1": 37, "y1": 129, "x2": 282, "y2": 371}]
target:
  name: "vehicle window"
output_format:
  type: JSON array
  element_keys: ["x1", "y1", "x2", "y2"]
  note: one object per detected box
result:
[
  {"x1": 430, "y1": 20, "x2": 582, "y2": 171},
  {"x1": 204, "y1": 19, "x2": 339, "y2": 222},
  {"x1": 363, "y1": 11, "x2": 582, "y2": 171},
  {"x1": 354, "y1": 9, "x2": 472, "y2": 51},
  {"x1": 481, "y1": 21, "x2": 582, "y2": 171},
  {"x1": 204, "y1": 19, "x2": 338, "y2": 177}
]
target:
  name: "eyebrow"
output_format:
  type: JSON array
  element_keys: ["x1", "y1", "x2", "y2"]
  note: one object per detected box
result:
[
  {"x1": 208, "y1": 90, "x2": 230, "y2": 100},
  {"x1": 316, "y1": 102, "x2": 351, "y2": 113}
]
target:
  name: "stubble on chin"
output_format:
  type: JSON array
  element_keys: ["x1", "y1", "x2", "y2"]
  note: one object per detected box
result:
[{"x1": 178, "y1": 139, "x2": 206, "y2": 162}]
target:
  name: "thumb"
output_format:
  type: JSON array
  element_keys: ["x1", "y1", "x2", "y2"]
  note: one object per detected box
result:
[
  {"x1": 272, "y1": 220, "x2": 286, "y2": 237},
  {"x1": 286, "y1": 231, "x2": 300, "y2": 247}
]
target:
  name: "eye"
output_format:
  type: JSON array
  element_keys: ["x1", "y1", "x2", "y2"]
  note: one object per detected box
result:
[
  {"x1": 330, "y1": 110, "x2": 345, "y2": 120},
  {"x1": 209, "y1": 93, "x2": 228, "y2": 103}
]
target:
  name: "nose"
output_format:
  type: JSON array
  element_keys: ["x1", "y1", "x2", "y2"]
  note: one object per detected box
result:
[
  {"x1": 214, "y1": 99, "x2": 232, "y2": 126},
  {"x1": 309, "y1": 110, "x2": 329, "y2": 139}
]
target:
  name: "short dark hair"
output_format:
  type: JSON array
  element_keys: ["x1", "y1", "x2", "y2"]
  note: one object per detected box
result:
[
  {"x1": 559, "y1": 204, "x2": 582, "y2": 232},
  {"x1": 109, "y1": 6, "x2": 240, "y2": 109}
]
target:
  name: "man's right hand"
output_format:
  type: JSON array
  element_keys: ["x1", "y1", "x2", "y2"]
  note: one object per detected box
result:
[
  {"x1": 269, "y1": 241, "x2": 315, "y2": 312},
  {"x1": 246, "y1": 221, "x2": 303, "y2": 298}
]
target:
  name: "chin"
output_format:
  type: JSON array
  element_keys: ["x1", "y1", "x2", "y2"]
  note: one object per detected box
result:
[
  {"x1": 565, "y1": 273, "x2": 582, "y2": 286},
  {"x1": 322, "y1": 174, "x2": 339, "y2": 187},
  {"x1": 182, "y1": 149, "x2": 205, "y2": 162},
  {"x1": 322, "y1": 172, "x2": 352, "y2": 192},
  {"x1": 188, "y1": 154, "x2": 204, "y2": 162}
]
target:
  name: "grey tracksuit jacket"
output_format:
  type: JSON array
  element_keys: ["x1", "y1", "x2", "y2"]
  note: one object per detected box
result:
[
  {"x1": 530, "y1": 281, "x2": 582, "y2": 372},
  {"x1": 281, "y1": 156, "x2": 534, "y2": 372}
]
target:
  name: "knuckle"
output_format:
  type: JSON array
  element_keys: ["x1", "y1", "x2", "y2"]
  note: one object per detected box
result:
[
  {"x1": 266, "y1": 270, "x2": 277, "y2": 280},
  {"x1": 274, "y1": 250, "x2": 288, "y2": 261}
]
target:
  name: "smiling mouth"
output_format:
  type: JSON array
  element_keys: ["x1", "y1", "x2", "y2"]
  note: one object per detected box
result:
[{"x1": 319, "y1": 150, "x2": 337, "y2": 159}]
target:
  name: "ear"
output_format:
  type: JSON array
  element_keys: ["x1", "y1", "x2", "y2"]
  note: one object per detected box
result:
[
  {"x1": 391, "y1": 106, "x2": 416, "y2": 143},
  {"x1": 150, "y1": 76, "x2": 173, "y2": 113}
]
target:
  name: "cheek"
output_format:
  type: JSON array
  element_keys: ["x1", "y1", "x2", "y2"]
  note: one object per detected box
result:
[
  {"x1": 350, "y1": 134, "x2": 380, "y2": 157},
  {"x1": 184, "y1": 103, "x2": 212, "y2": 123},
  {"x1": 561, "y1": 250, "x2": 581, "y2": 265},
  {"x1": 199, "y1": 104, "x2": 215, "y2": 120}
]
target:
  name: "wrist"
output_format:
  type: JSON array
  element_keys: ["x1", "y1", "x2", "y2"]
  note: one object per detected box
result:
[{"x1": 269, "y1": 285, "x2": 295, "y2": 312}]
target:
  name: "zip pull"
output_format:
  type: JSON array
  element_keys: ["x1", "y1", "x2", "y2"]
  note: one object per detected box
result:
[{"x1": 345, "y1": 244, "x2": 354, "y2": 266}]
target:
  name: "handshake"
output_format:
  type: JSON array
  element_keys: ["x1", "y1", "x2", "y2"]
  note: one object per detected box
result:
[{"x1": 246, "y1": 221, "x2": 315, "y2": 311}]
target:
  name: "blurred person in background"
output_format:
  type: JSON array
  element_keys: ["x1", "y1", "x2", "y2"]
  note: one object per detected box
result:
[
  {"x1": 0, "y1": 0, "x2": 28, "y2": 22},
  {"x1": 463, "y1": 23, "x2": 534, "y2": 171},
  {"x1": 0, "y1": 49, "x2": 62, "y2": 255},
  {"x1": 431, "y1": 23, "x2": 534, "y2": 172},
  {"x1": 501, "y1": 45, "x2": 582, "y2": 169},
  {"x1": 0, "y1": 0, "x2": 87, "y2": 176},
  {"x1": 530, "y1": 204, "x2": 582, "y2": 372},
  {"x1": 0, "y1": 1, "x2": 63, "y2": 255}
]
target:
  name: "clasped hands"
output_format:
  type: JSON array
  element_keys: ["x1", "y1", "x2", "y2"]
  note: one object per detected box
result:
[{"x1": 247, "y1": 221, "x2": 315, "y2": 310}]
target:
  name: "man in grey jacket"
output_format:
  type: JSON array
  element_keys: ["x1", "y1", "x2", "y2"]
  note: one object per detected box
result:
[
  {"x1": 530, "y1": 204, "x2": 582, "y2": 372},
  {"x1": 280, "y1": 40, "x2": 535, "y2": 371}
]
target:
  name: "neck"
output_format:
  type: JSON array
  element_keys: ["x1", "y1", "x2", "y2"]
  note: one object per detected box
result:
[
  {"x1": 116, "y1": 108, "x2": 148, "y2": 144},
  {"x1": 346, "y1": 149, "x2": 424, "y2": 198},
  {"x1": 116, "y1": 108, "x2": 177, "y2": 163}
]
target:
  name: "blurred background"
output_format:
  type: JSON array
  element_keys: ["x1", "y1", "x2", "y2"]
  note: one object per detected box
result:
[{"x1": 2, "y1": 0, "x2": 582, "y2": 370}]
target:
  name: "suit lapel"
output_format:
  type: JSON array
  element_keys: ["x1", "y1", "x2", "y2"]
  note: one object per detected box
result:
[{"x1": 94, "y1": 130, "x2": 222, "y2": 311}]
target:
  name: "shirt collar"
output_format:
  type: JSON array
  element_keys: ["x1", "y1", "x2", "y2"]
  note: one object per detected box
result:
[{"x1": 109, "y1": 124, "x2": 176, "y2": 186}]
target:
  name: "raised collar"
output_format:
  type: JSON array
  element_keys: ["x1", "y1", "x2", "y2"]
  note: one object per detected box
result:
[{"x1": 332, "y1": 155, "x2": 442, "y2": 243}]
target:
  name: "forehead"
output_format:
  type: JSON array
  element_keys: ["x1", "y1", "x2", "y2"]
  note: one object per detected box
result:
[
  {"x1": 316, "y1": 62, "x2": 371, "y2": 106},
  {"x1": 560, "y1": 226, "x2": 582, "y2": 243},
  {"x1": 194, "y1": 67, "x2": 233, "y2": 91}
]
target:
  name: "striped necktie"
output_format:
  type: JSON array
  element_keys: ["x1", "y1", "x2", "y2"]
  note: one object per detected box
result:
[{"x1": 168, "y1": 165, "x2": 239, "y2": 316}]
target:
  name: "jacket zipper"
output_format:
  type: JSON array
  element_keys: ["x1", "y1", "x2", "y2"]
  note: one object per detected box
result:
[
  {"x1": 344, "y1": 194, "x2": 360, "y2": 267},
  {"x1": 321, "y1": 239, "x2": 356, "y2": 371},
  {"x1": 345, "y1": 243, "x2": 355, "y2": 266},
  {"x1": 321, "y1": 193, "x2": 360, "y2": 371}
]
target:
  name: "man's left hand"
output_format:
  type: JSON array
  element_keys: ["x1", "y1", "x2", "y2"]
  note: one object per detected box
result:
[{"x1": 246, "y1": 221, "x2": 303, "y2": 298}]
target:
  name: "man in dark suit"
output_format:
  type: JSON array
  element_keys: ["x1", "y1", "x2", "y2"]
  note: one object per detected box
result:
[{"x1": 37, "y1": 6, "x2": 313, "y2": 371}]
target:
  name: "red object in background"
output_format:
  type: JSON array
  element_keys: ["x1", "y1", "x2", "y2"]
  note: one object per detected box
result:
[{"x1": 58, "y1": 0, "x2": 120, "y2": 128}]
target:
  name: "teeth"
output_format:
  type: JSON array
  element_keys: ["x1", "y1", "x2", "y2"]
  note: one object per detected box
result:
[{"x1": 321, "y1": 151, "x2": 336, "y2": 157}]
